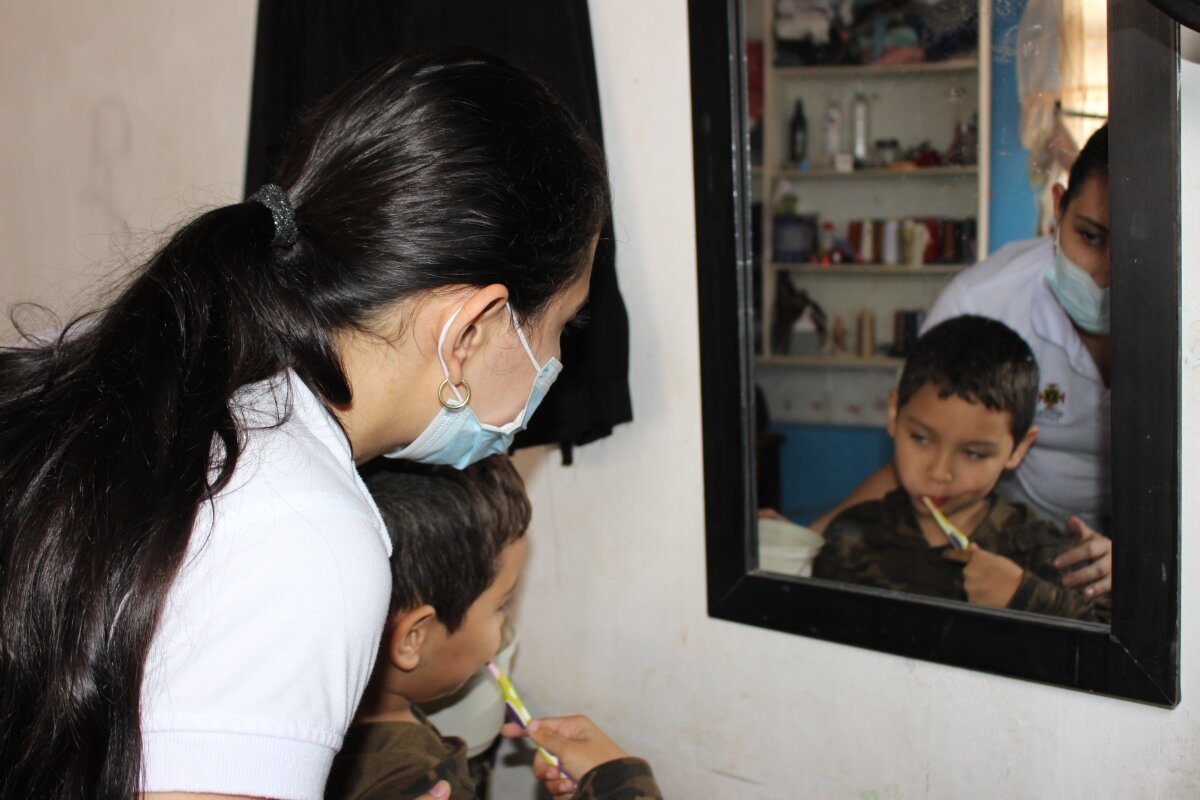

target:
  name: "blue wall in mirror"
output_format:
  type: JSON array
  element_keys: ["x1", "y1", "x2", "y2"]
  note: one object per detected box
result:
[{"x1": 989, "y1": 0, "x2": 1038, "y2": 251}]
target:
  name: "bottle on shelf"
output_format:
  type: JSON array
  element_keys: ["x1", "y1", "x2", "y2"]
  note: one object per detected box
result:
[
  {"x1": 851, "y1": 86, "x2": 870, "y2": 165},
  {"x1": 788, "y1": 99, "x2": 808, "y2": 167},
  {"x1": 822, "y1": 93, "x2": 842, "y2": 166}
]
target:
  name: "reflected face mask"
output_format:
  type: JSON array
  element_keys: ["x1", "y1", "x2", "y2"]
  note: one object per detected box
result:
[
  {"x1": 384, "y1": 304, "x2": 562, "y2": 468},
  {"x1": 1045, "y1": 232, "x2": 1110, "y2": 335}
]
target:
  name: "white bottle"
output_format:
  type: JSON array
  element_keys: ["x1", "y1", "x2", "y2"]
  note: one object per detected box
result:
[
  {"x1": 823, "y1": 94, "x2": 842, "y2": 163},
  {"x1": 852, "y1": 87, "x2": 870, "y2": 163}
]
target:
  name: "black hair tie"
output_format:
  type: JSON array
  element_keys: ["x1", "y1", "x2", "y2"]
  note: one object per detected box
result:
[{"x1": 248, "y1": 183, "x2": 298, "y2": 248}]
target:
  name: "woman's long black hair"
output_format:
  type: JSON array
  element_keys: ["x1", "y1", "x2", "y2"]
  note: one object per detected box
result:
[{"x1": 0, "y1": 48, "x2": 609, "y2": 799}]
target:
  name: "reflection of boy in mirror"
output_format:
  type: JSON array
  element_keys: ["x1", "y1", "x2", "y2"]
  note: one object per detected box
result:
[
  {"x1": 813, "y1": 316, "x2": 1101, "y2": 621},
  {"x1": 327, "y1": 456, "x2": 662, "y2": 800},
  {"x1": 810, "y1": 124, "x2": 1112, "y2": 599}
]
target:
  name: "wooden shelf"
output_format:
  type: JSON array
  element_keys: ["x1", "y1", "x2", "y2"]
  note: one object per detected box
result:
[
  {"x1": 769, "y1": 262, "x2": 968, "y2": 276},
  {"x1": 756, "y1": 354, "x2": 904, "y2": 370},
  {"x1": 776, "y1": 164, "x2": 978, "y2": 180},
  {"x1": 773, "y1": 57, "x2": 979, "y2": 79}
]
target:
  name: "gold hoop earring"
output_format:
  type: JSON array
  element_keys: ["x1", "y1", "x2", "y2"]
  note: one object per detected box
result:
[{"x1": 438, "y1": 378, "x2": 471, "y2": 410}]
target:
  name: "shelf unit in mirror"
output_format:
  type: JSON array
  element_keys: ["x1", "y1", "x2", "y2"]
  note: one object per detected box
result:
[{"x1": 753, "y1": 0, "x2": 991, "y2": 386}]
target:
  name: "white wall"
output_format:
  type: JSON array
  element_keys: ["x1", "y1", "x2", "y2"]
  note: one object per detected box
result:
[
  {"x1": 1, "y1": 2, "x2": 1196, "y2": 798},
  {"x1": 0, "y1": 1, "x2": 256, "y2": 332}
]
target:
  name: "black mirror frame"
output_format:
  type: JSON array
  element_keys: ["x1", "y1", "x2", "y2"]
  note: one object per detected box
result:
[{"x1": 690, "y1": 0, "x2": 1181, "y2": 706}]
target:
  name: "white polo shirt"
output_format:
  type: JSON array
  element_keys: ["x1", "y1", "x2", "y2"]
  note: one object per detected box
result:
[
  {"x1": 140, "y1": 372, "x2": 393, "y2": 799},
  {"x1": 922, "y1": 237, "x2": 1111, "y2": 530}
]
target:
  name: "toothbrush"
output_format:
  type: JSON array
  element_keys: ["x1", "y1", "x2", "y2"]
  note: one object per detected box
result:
[
  {"x1": 922, "y1": 496, "x2": 971, "y2": 550},
  {"x1": 485, "y1": 660, "x2": 568, "y2": 777}
]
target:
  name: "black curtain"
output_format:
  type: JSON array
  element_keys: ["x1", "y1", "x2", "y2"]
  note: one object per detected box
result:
[{"x1": 245, "y1": 0, "x2": 632, "y2": 464}]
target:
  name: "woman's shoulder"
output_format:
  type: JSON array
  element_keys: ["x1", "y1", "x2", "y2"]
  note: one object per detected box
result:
[
  {"x1": 182, "y1": 372, "x2": 392, "y2": 612},
  {"x1": 219, "y1": 373, "x2": 386, "y2": 537},
  {"x1": 954, "y1": 237, "x2": 1053, "y2": 292},
  {"x1": 926, "y1": 237, "x2": 1053, "y2": 330}
]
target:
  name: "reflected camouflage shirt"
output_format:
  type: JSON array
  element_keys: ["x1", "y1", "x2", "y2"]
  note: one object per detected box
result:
[
  {"x1": 325, "y1": 707, "x2": 663, "y2": 800},
  {"x1": 813, "y1": 490, "x2": 1102, "y2": 622}
]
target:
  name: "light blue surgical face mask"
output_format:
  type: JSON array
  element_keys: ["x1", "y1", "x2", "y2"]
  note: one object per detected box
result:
[
  {"x1": 1045, "y1": 232, "x2": 1110, "y2": 335},
  {"x1": 385, "y1": 303, "x2": 562, "y2": 468}
]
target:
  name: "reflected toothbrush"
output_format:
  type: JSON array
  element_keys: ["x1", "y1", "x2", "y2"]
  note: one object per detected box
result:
[
  {"x1": 922, "y1": 496, "x2": 971, "y2": 550},
  {"x1": 485, "y1": 660, "x2": 568, "y2": 777}
]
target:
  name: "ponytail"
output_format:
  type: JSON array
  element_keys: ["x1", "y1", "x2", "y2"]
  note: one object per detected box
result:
[{"x1": 0, "y1": 199, "x2": 318, "y2": 798}]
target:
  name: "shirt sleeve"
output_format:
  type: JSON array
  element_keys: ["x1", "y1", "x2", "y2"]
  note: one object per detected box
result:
[
  {"x1": 1007, "y1": 570, "x2": 1100, "y2": 622},
  {"x1": 1001, "y1": 520, "x2": 1103, "y2": 622},
  {"x1": 574, "y1": 758, "x2": 664, "y2": 800},
  {"x1": 812, "y1": 504, "x2": 880, "y2": 584},
  {"x1": 141, "y1": 493, "x2": 392, "y2": 800}
]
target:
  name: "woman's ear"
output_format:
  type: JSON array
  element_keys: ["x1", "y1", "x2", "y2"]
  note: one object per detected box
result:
[
  {"x1": 1006, "y1": 426, "x2": 1040, "y2": 471},
  {"x1": 1051, "y1": 183, "x2": 1066, "y2": 225},
  {"x1": 439, "y1": 284, "x2": 510, "y2": 386},
  {"x1": 386, "y1": 605, "x2": 439, "y2": 672}
]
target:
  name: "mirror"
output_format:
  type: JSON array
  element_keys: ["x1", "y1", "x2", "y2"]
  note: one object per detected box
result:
[
  {"x1": 691, "y1": 0, "x2": 1180, "y2": 704},
  {"x1": 750, "y1": 0, "x2": 1112, "y2": 620}
]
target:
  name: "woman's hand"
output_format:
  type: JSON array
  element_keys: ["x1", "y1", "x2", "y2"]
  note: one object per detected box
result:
[
  {"x1": 943, "y1": 546, "x2": 1024, "y2": 608},
  {"x1": 1053, "y1": 516, "x2": 1113, "y2": 597},
  {"x1": 502, "y1": 715, "x2": 629, "y2": 797}
]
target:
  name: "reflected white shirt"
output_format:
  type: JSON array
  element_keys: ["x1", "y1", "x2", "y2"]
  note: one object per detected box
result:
[{"x1": 923, "y1": 237, "x2": 1111, "y2": 530}]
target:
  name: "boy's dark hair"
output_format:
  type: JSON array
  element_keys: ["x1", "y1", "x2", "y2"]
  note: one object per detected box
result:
[
  {"x1": 1060, "y1": 123, "x2": 1108, "y2": 212},
  {"x1": 897, "y1": 315, "x2": 1040, "y2": 443},
  {"x1": 363, "y1": 455, "x2": 530, "y2": 633}
]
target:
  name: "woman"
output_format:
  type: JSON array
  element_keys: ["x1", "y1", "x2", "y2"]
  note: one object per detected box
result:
[
  {"x1": 0, "y1": 50, "x2": 608, "y2": 800},
  {"x1": 811, "y1": 124, "x2": 1112, "y2": 597}
]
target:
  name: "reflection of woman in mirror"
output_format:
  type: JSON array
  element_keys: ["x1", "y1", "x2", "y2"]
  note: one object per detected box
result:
[{"x1": 809, "y1": 124, "x2": 1112, "y2": 599}]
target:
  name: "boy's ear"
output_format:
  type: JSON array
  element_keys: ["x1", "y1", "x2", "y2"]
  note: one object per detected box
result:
[
  {"x1": 386, "y1": 604, "x2": 439, "y2": 672},
  {"x1": 885, "y1": 388, "x2": 900, "y2": 437},
  {"x1": 1005, "y1": 425, "x2": 1039, "y2": 470}
]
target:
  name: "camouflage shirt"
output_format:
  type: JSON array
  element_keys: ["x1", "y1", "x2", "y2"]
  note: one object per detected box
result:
[
  {"x1": 325, "y1": 708, "x2": 663, "y2": 800},
  {"x1": 813, "y1": 490, "x2": 1102, "y2": 622},
  {"x1": 324, "y1": 708, "x2": 475, "y2": 800}
]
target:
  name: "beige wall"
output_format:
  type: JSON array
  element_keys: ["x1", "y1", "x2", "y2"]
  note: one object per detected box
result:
[
  {"x1": 0, "y1": 1, "x2": 256, "y2": 332},
  {"x1": 1, "y1": 2, "x2": 1196, "y2": 797}
]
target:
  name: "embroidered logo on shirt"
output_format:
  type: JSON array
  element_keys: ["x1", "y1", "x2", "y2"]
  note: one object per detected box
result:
[{"x1": 1037, "y1": 383, "x2": 1066, "y2": 421}]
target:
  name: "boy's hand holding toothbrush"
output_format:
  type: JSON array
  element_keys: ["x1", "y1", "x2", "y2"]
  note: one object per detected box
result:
[
  {"x1": 500, "y1": 715, "x2": 630, "y2": 799},
  {"x1": 924, "y1": 496, "x2": 1022, "y2": 608},
  {"x1": 943, "y1": 546, "x2": 1024, "y2": 607}
]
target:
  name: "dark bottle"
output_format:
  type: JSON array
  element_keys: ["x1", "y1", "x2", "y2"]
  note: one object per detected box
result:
[{"x1": 788, "y1": 99, "x2": 807, "y2": 166}]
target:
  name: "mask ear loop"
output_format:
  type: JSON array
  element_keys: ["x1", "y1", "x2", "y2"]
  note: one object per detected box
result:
[
  {"x1": 437, "y1": 306, "x2": 471, "y2": 409},
  {"x1": 508, "y1": 304, "x2": 543, "y2": 370}
]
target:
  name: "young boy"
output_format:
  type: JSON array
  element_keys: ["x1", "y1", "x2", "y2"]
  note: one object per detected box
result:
[
  {"x1": 326, "y1": 456, "x2": 662, "y2": 800},
  {"x1": 812, "y1": 315, "x2": 1100, "y2": 621}
]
